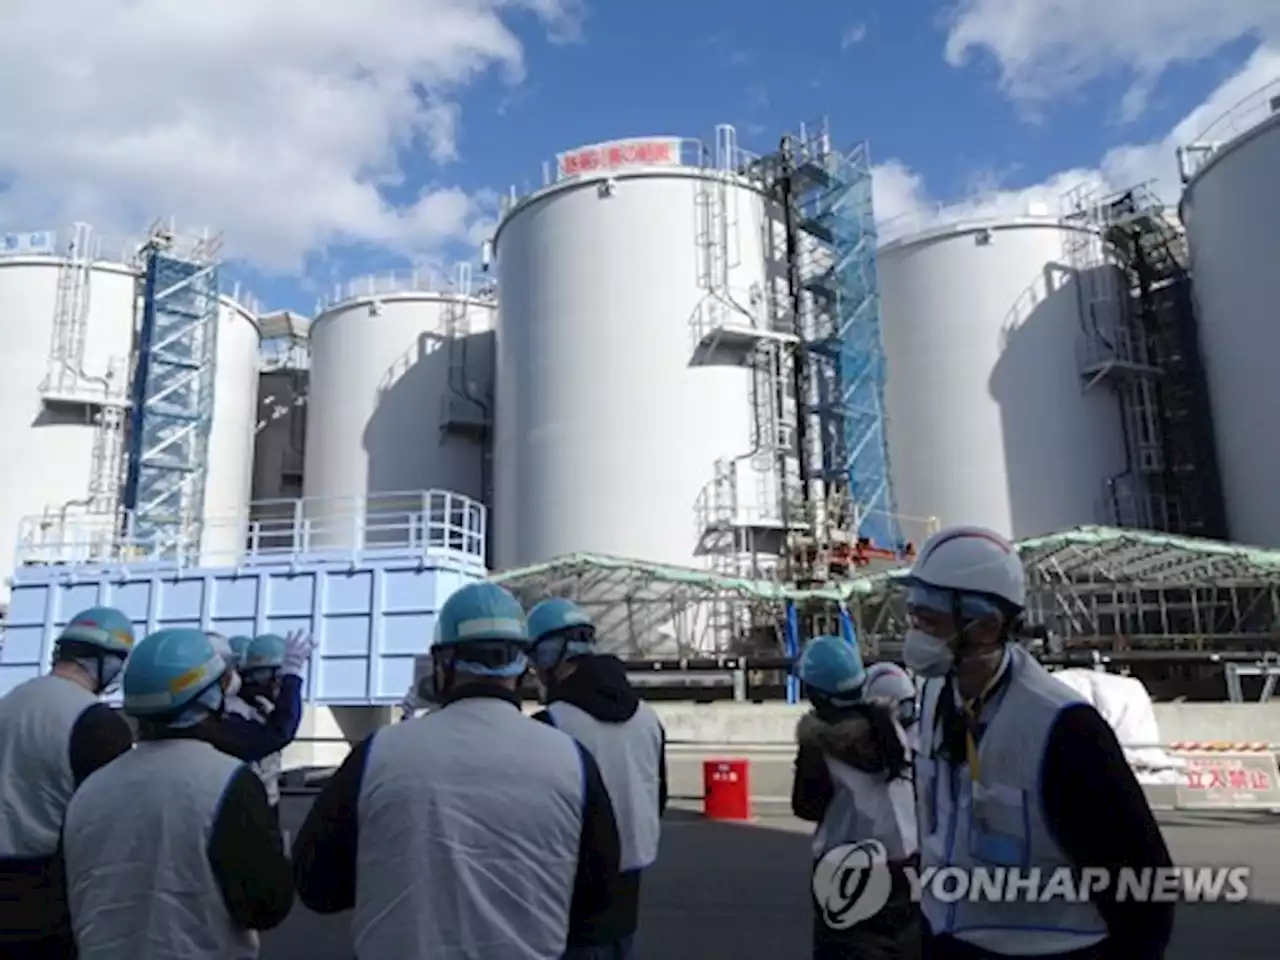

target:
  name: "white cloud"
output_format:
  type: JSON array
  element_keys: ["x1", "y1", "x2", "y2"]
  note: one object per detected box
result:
[
  {"x1": 0, "y1": 0, "x2": 582, "y2": 273},
  {"x1": 841, "y1": 23, "x2": 868, "y2": 50},
  {"x1": 872, "y1": 45, "x2": 1280, "y2": 242},
  {"x1": 943, "y1": 0, "x2": 1280, "y2": 121}
]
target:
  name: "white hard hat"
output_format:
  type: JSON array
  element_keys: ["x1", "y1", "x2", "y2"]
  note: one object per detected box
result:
[
  {"x1": 904, "y1": 525, "x2": 1025, "y2": 609},
  {"x1": 863, "y1": 662, "x2": 915, "y2": 703}
]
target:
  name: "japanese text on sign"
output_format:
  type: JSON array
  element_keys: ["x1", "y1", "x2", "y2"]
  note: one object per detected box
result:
[
  {"x1": 556, "y1": 138, "x2": 681, "y2": 179},
  {"x1": 1174, "y1": 752, "x2": 1280, "y2": 811}
]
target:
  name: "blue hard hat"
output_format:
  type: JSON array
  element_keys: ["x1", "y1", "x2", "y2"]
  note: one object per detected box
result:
[
  {"x1": 244, "y1": 634, "x2": 287, "y2": 671},
  {"x1": 434, "y1": 582, "x2": 529, "y2": 678},
  {"x1": 57, "y1": 606, "x2": 135, "y2": 657},
  {"x1": 527, "y1": 597, "x2": 593, "y2": 642},
  {"x1": 435, "y1": 582, "x2": 528, "y2": 646},
  {"x1": 794, "y1": 635, "x2": 866, "y2": 696},
  {"x1": 527, "y1": 597, "x2": 595, "y2": 668},
  {"x1": 227, "y1": 635, "x2": 252, "y2": 667},
  {"x1": 122, "y1": 628, "x2": 227, "y2": 718}
]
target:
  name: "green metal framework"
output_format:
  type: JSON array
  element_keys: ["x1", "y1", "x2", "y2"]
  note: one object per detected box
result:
[{"x1": 492, "y1": 526, "x2": 1280, "y2": 658}]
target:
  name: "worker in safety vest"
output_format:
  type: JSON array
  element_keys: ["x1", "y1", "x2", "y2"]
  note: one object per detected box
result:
[
  {"x1": 59, "y1": 628, "x2": 294, "y2": 958},
  {"x1": 292, "y1": 581, "x2": 622, "y2": 959},
  {"x1": 905, "y1": 525, "x2": 1174, "y2": 959},
  {"x1": 527, "y1": 597, "x2": 667, "y2": 960},
  {"x1": 203, "y1": 630, "x2": 312, "y2": 776},
  {"x1": 0, "y1": 607, "x2": 136, "y2": 957},
  {"x1": 792, "y1": 636, "x2": 921, "y2": 959},
  {"x1": 225, "y1": 633, "x2": 309, "y2": 825}
]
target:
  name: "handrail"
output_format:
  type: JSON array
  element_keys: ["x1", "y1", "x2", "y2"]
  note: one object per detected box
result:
[
  {"x1": 1192, "y1": 77, "x2": 1280, "y2": 144},
  {"x1": 316, "y1": 267, "x2": 496, "y2": 314},
  {"x1": 13, "y1": 489, "x2": 487, "y2": 570},
  {"x1": 0, "y1": 225, "x2": 262, "y2": 314}
]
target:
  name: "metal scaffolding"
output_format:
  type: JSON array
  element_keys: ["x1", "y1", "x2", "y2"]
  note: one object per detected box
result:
[
  {"x1": 688, "y1": 121, "x2": 904, "y2": 608},
  {"x1": 780, "y1": 123, "x2": 899, "y2": 557},
  {"x1": 1061, "y1": 183, "x2": 1227, "y2": 539},
  {"x1": 122, "y1": 224, "x2": 222, "y2": 555}
]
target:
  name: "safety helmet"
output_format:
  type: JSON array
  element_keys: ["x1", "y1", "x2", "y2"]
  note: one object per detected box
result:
[
  {"x1": 433, "y1": 581, "x2": 529, "y2": 678},
  {"x1": 527, "y1": 597, "x2": 593, "y2": 642},
  {"x1": 227, "y1": 635, "x2": 252, "y2": 668},
  {"x1": 863, "y1": 662, "x2": 918, "y2": 725},
  {"x1": 56, "y1": 606, "x2": 136, "y2": 657},
  {"x1": 527, "y1": 597, "x2": 595, "y2": 669},
  {"x1": 122, "y1": 628, "x2": 227, "y2": 718},
  {"x1": 902, "y1": 525, "x2": 1025, "y2": 611},
  {"x1": 244, "y1": 634, "x2": 287, "y2": 672},
  {"x1": 794, "y1": 635, "x2": 866, "y2": 696}
]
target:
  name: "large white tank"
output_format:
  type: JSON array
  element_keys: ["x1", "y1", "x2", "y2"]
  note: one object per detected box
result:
[
  {"x1": 877, "y1": 218, "x2": 1127, "y2": 539},
  {"x1": 1180, "y1": 101, "x2": 1280, "y2": 548},
  {"x1": 491, "y1": 135, "x2": 777, "y2": 570},
  {"x1": 0, "y1": 229, "x2": 260, "y2": 592},
  {"x1": 304, "y1": 273, "x2": 495, "y2": 547}
]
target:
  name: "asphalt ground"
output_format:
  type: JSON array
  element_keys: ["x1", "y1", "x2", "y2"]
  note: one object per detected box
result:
[{"x1": 264, "y1": 751, "x2": 1280, "y2": 958}]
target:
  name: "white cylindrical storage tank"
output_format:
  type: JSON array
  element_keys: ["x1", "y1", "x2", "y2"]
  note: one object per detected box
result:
[
  {"x1": 201, "y1": 295, "x2": 263, "y2": 560},
  {"x1": 0, "y1": 227, "x2": 260, "y2": 594},
  {"x1": 1180, "y1": 104, "x2": 1280, "y2": 547},
  {"x1": 303, "y1": 275, "x2": 495, "y2": 548},
  {"x1": 878, "y1": 218, "x2": 1127, "y2": 539},
  {"x1": 492, "y1": 136, "x2": 772, "y2": 570}
]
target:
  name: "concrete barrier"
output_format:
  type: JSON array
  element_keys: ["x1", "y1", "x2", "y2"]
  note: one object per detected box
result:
[{"x1": 282, "y1": 701, "x2": 1280, "y2": 771}]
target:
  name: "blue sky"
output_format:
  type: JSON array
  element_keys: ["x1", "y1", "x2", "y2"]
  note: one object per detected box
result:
[{"x1": 2, "y1": 1, "x2": 1278, "y2": 319}]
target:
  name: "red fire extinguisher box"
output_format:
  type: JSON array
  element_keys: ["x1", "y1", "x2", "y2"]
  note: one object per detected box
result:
[{"x1": 702, "y1": 758, "x2": 751, "y2": 821}]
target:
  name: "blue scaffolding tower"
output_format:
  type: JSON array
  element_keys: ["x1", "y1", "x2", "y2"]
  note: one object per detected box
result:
[
  {"x1": 122, "y1": 227, "x2": 222, "y2": 555},
  {"x1": 789, "y1": 131, "x2": 902, "y2": 553}
]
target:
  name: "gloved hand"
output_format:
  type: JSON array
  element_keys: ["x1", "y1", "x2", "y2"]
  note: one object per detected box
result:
[{"x1": 281, "y1": 630, "x2": 317, "y2": 677}]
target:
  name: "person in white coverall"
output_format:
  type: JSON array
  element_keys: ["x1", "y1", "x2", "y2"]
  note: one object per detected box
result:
[
  {"x1": 527, "y1": 597, "x2": 668, "y2": 960},
  {"x1": 791, "y1": 635, "x2": 922, "y2": 959},
  {"x1": 903, "y1": 525, "x2": 1173, "y2": 960},
  {"x1": 0, "y1": 607, "x2": 136, "y2": 959},
  {"x1": 56, "y1": 627, "x2": 294, "y2": 959},
  {"x1": 293, "y1": 580, "x2": 622, "y2": 960}
]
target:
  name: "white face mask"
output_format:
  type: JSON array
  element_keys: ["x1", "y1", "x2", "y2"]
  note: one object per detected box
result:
[
  {"x1": 903, "y1": 629, "x2": 955, "y2": 678},
  {"x1": 223, "y1": 670, "x2": 242, "y2": 699}
]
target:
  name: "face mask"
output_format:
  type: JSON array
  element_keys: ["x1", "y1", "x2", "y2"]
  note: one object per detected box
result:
[
  {"x1": 98, "y1": 656, "x2": 126, "y2": 695},
  {"x1": 222, "y1": 671, "x2": 242, "y2": 699},
  {"x1": 903, "y1": 629, "x2": 955, "y2": 678}
]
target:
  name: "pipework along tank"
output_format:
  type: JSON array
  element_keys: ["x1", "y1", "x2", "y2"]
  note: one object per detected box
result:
[
  {"x1": 877, "y1": 217, "x2": 1127, "y2": 539},
  {"x1": 303, "y1": 271, "x2": 495, "y2": 548},
  {"x1": 1180, "y1": 97, "x2": 1280, "y2": 547},
  {"x1": 491, "y1": 135, "x2": 774, "y2": 570},
  {"x1": 0, "y1": 226, "x2": 261, "y2": 587}
]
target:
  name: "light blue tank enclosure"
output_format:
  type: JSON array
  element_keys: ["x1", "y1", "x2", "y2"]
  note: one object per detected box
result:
[{"x1": 0, "y1": 491, "x2": 488, "y2": 705}]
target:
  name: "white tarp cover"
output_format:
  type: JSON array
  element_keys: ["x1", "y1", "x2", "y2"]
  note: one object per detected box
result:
[{"x1": 1050, "y1": 669, "x2": 1186, "y2": 783}]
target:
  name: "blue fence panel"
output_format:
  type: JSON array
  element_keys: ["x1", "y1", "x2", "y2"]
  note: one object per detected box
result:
[{"x1": 0, "y1": 557, "x2": 483, "y2": 705}]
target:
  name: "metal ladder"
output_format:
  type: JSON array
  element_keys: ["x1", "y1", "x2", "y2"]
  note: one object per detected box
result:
[
  {"x1": 749, "y1": 342, "x2": 792, "y2": 468},
  {"x1": 89, "y1": 402, "x2": 126, "y2": 515},
  {"x1": 41, "y1": 222, "x2": 94, "y2": 399}
]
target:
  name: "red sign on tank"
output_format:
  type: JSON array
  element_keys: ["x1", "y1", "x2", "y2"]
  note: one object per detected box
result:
[{"x1": 556, "y1": 138, "x2": 681, "y2": 179}]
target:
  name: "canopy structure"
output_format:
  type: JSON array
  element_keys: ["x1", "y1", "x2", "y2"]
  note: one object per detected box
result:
[{"x1": 492, "y1": 527, "x2": 1280, "y2": 657}]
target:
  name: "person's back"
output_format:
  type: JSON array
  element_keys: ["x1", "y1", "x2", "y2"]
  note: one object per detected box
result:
[
  {"x1": 356, "y1": 699, "x2": 593, "y2": 957},
  {"x1": 0, "y1": 608, "x2": 135, "y2": 955},
  {"x1": 60, "y1": 627, "x2": 294, "y2": 960},
  {"x1": 526, "y1": 598, "x2": 666, "y2": 960},
  {"x1": 62, "y1": 740, "x2": 255, "y2": 958},
  {"x1": 293, "y1": 580, "x2": 621, "y2": 960}
]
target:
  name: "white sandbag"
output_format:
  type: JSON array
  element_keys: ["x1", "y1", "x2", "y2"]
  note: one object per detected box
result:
[{"x1": 1049, "y1": 669, "x2": 1184, "y2": 772}]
